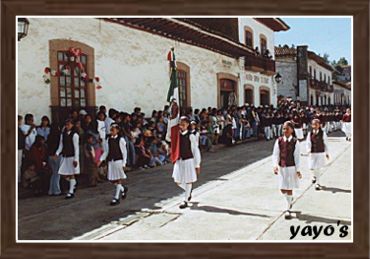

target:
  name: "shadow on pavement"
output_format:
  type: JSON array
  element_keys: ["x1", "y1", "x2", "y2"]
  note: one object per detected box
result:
[
  {"x1": 320, "y1": 186, "x2": 351, "y2": 194},
  {"x1": 190, "y1": 202, "x2": 270, "y2": 218},
  {"x1": 18, "y1": 140, "x2": 275, "y2": 240},
  {"x1": 292, "y1": 211, "x2": 351, "y2": 225}
]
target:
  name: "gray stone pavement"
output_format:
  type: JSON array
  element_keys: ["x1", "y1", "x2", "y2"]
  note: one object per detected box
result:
[
  {"x1": 74, "y1": 133, "x2": 351, "y2": 241},
  {"x1": 18, "y1": 138, "x2": 274, "y2": 240}
]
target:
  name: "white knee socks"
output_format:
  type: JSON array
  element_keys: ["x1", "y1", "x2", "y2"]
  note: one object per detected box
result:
[
  {"x1": 284, "y1": 193, "x2": 293, "y2": 211},
  {"x1": 185, "y1": 183, "x2": 192, "y2": 201},
  {"x1": 69, "y1": 178, "x2": 76, "y2": 194},
  {"x1": 313, "y1": 169, "x2": 321, "y2": 184},
  {"x1": 114, "y1": 184, "x2": 124, "y2": 199}
]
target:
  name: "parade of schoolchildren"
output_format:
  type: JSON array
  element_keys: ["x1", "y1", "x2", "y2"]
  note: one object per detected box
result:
[{"x1": 18, "y1": 99, "x2": 351, "y2": 215}]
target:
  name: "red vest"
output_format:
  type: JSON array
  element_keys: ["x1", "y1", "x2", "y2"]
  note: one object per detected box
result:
[
  {"x1": 342, "y1": 113, "x2": 351, "y2": 122},
  {"x1": 311, "y1": 129, "x2": 325, "y2": 153},
  {"x1": 278, "y1": 137, "x2": 296, "y2": 167}
]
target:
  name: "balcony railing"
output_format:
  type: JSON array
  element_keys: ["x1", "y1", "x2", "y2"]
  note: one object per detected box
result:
[
  {"x1": 309, "y1": 78, "x2": 333, "y2": 92},
  {"x1": 244, "y1": 54, "x2": 275, "y2": 75}
]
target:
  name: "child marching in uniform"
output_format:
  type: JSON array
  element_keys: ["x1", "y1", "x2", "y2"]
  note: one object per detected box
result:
[
  {"x1": 272, "y1": 121, "x2": 302, "y2": 219},
  {"x1": 306, "y1": 119, "x2": 330, "y2": 190},
  {"x1": 341, "y1": 108, "x2": 352, "y2": 141},
  {"x1": 98, "y1": 123, "x2": 128, "y2": 206},
  {"x1": 173, "y1": 116, "x2": 201, "y2": 209},
  {"x1": 291, "y1": 111, "x2": 304, "y2": 141},
  {"x1": 55, "y1": 119, "x2": 80, "y2": 199}
]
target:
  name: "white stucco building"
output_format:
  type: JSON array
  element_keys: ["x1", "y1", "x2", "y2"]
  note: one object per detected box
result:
[
  {"x1": 18, "y1": 17, "x2": 289, "y2": 124},
  {"x1": 333, "y1": 81, "x2": 351, "y2": 105},
  {"x1": 275, "y1": 45, "x2": 336, "y2": 106}
]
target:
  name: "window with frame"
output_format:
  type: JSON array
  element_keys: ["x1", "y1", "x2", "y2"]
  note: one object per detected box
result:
[
  {"x1": 260, "y1": 36, "x2": 267, "y2": 55},
  {"x1": 177, "y1": 69, "x2": 188, "y2": 108},
  {"x1": 57, "y1": 51, "x2": 87, "y2": 108},
  {"x1": 245, "y1": 30, "x2": 253, "y2": 48}
]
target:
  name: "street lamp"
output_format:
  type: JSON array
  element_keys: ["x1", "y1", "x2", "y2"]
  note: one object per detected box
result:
[
  {"x1": 18, "y1": 18, "x2": 29, "y2": 41},
  {"x1": 274, "y1": 72, "x2": 282, "y2": 83}
]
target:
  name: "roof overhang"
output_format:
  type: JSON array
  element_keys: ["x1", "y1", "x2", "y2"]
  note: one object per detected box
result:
[
  {"x1": 308, "y1": 51, "x2": 334, "y2": 71},
  {"x1": 102, "y1": 18, "x2": 254, "y2": 58},
  {"x1": 254, "y1": 18, "x2": 290, "y2": 31}
]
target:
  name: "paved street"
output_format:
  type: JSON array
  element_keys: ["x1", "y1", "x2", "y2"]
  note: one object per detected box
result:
[
  {"x1": 18, "y1": 138, "x2": 274, "y2": 240},
  {"x1": 18, "y1": 132, "x2": 352, "y2": 241}
]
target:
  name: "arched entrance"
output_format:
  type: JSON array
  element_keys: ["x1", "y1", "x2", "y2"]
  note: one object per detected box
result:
[
  {"x1": 244, "y1": 84, "x2": 254, "y2": 105},
  {"x1": 259, "y1": 86, "x2": 270, "y2": 106},
  {"x1": 217, "y1": 73, "x2": 238, "y2": 109}
]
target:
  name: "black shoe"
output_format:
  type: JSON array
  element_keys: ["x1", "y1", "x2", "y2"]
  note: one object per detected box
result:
[
  {"x1": 110, "y1": 198, "x2": 120, "y2": 206},
  {"x1": 284, "y1": 210, "x2": 292, "y2": 219},
  {"x1": 315, "y1": 184, "x2": 322, "y2": 191},
  {"x1": 312, "y1": 177, "x2": 316, "y2": 184},
  {"x1": 65, "y1": 192, "x2": 74, "y2": 199},
  {"x1": 179, "y1": 201, "x2": 188, "y2": 209}
]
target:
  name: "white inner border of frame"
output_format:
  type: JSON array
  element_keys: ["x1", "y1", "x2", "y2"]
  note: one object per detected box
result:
[{"x1": 15, "y1": 15, "x2": 354, "y2": 244}]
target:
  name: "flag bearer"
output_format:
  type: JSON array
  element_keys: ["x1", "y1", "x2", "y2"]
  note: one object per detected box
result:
[{"x1": 172, "y1": 116, "x2": 201, "y2": 209}]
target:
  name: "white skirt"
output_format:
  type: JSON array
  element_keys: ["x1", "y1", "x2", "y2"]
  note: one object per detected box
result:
[
  {"x1": 172, "y1": 158, "x2": 197, "y2": 184},
  {"x1": 308, "y1": 152, "x2": 326, "y2": 170},
  {"x1": 107, "y1": 160, "x2": 127, "y2": 181},
  {"x1": 58, "y1": 157, "x2": 80, "y2": 175},
  {"x1": 294, "y1": 128, "x2": 304, "y2": 139},
  {"x1": 278, "y1": 166, "x2": 299, "y2": 190},
  {"x1": 342, "y1": 122, "x2": 352, "y2": 136}
]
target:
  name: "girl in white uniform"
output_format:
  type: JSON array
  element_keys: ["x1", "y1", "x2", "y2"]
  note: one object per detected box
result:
[
  {"x1": 98, "y1": 123, "x2": 128, "y2": 206},
  {"x1": 55, "y1": 119, "x2": 80, "y2": 199},
  {"x1": 341, "y1": 108, "x2": 352, "y2": 141},
  {"x1": 172, "y1": 116, "x2": 201, "y2": 209},
  {"x1": 272, "y1": 121, "x2": 302, "y2": 219},
  {"x1": 306, "y1": 119, "x2": 330, "y2": 190}
]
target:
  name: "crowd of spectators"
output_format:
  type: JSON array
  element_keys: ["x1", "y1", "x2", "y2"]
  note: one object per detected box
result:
[{"x1": 18, "y1": 100, "x2": 350, "y2": 196}]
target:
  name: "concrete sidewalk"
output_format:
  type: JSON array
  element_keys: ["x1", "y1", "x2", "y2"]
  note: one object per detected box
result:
[{"x1": 76, "y1": 137, "x2": 352, "y2": 241}]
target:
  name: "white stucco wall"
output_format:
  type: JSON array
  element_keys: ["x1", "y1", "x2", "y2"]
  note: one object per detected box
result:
[
  {"x1": 307, "y1": 58, "x2": 334, "y2": 106},
  {"x1": 18, "y1": 18, "x2": 243, "y2": 121},
  {"x1": 238, "y1": 18, "x2": 277, "y2": 107},
  {"x1": 308, "y1": 59, "x2": 332, "y2": 84},
  {"x1": 333, "y1": 83, "x2": 351, "y2": 105},
  {"x1": 275, "y1": 57, "x2": 297, "y2": 100},
  {"x1": 238, "y1": 18, "x2": 275, "y2": 59}
]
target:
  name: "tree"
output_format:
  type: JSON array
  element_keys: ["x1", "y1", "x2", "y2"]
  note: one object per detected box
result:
[
  {"x1": 322, "y1": 53, "x2": 330, "y2": 64},
  {"x1": 337, "y1": 57, "x2": 348, "y2": 66}
]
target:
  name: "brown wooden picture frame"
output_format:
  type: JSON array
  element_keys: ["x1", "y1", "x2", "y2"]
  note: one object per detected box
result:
[{"x1": 1, "y1": 0, "x2": 369, "y2": 258}]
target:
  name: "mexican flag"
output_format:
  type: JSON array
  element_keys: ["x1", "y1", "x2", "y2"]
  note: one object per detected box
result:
[{"x1": 165, "y1": 48, "x2": 180, "y2": 163}]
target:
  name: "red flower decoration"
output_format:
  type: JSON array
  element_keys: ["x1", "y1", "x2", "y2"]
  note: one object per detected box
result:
[
  {"x1": 96, "y1": 85, "x2": 102, "y2": 90},
  {"x1": 94, "y1": 76, "x2": 100, "y2": 82},
  {"x1": 44, "y1": 67, "x2": 51, "y2": 74}
]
